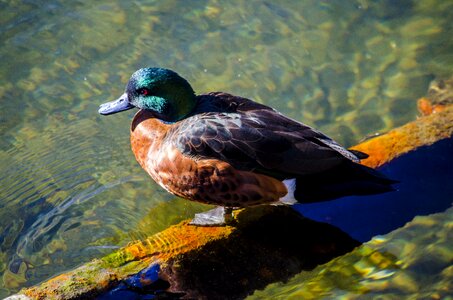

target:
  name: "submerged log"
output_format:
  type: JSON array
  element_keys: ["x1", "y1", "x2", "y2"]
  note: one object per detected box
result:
[
  {"x1": 351, "y1": 103, "x2": 453, "y2": 169},
  {"x1": 9, "y1": 102, "x2": 453, "y2": 300}
]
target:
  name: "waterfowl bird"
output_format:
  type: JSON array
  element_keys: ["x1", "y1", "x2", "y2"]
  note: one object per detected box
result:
[{"x1": 99, "y1": 68, "x2": 395, "y2": 225}]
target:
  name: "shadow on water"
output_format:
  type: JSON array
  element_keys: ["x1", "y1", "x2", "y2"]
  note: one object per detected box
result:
[
  {"x1": 298, "y1": 137, "x2": 453, "y2": 242},
  {"x1": 100, "y1": 205, "x2": 361, "y2": 300},
  {"x1": 97, "y1": 137, "x2": 452, "y2": 299}
]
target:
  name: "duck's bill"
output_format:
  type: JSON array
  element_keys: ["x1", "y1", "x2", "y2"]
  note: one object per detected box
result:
[{"x1": 98, "y1": 93, "x2": 135, "y2": 115}]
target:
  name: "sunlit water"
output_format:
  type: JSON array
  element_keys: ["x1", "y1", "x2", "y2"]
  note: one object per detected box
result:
[{"x1": 1, "y1": 0, "x2": 453, "y2": 297}]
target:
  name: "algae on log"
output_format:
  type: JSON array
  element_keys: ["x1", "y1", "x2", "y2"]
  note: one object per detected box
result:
[{"x1": 19, "y1": 223, "x2": 234, "y2": 299}]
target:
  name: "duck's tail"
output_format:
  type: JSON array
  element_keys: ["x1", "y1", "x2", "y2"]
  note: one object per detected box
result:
[{"x1": 293, "y1": 162, "x2": 397, "y2": 203}]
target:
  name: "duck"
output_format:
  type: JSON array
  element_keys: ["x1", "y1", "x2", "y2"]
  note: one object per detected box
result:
[{"x1": 99, "y1": 67, "x2": 395, "y2": 225}]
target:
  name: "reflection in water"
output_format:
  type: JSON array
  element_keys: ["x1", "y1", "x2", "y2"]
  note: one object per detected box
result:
[
  {"x1": 1, "y1": 0, "x2": 453, "y2": 297},
  {"x1": 299, "y1": 137, "x2": 453, "y2": 242}
]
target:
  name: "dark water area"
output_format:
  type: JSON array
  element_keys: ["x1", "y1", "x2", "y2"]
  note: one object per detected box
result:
[{"x1": 298, "y1": 137, "x2": 453, "y2": 242}]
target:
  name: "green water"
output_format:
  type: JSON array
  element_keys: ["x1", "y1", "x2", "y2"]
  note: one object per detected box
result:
[{"x1": 1, "y1": 0, "x2": 452, "y2": 297}]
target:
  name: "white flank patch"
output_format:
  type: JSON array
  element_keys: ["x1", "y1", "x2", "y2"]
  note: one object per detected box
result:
[{"x1": 277, "y1": 178, "x2": 297, "y2": 205}]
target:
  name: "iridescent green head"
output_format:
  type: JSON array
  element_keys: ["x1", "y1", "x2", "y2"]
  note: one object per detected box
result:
[{"x1": 99, "y1": 68, "x2": 196, "y2": 122}]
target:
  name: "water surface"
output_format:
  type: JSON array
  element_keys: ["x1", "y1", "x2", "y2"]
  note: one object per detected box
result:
[{"x1": 1, "y1": 0, "x2": 453, "y2": 297}]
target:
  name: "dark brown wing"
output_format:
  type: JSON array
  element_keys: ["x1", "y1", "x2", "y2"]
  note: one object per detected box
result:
[{"x1": 170, "y1": 93, "x2": 360, "y2": 179}]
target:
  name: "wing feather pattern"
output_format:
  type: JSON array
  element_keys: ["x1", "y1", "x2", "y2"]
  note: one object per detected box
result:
[{"x1": 170, "y1": 93, "x2": 359, "y2": 179}]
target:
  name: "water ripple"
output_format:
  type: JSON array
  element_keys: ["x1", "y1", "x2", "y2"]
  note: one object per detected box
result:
[{"x1": 14, "y1": 176, "x2": 133, "y2": 256}]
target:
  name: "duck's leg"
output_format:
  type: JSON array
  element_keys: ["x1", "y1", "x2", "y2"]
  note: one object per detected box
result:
[{"x1": 189, "y1": 206, "x2": 234, "y2": 226}]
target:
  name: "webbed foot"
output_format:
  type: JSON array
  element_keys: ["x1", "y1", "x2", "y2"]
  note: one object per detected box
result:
[{"x1": 189, "y1": 206, "x2": 234, "y2": 226}]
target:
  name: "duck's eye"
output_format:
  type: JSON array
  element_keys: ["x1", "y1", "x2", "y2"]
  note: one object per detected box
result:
[{"x1": 139, "y1": 88, "x2": 150, "y2": 96}]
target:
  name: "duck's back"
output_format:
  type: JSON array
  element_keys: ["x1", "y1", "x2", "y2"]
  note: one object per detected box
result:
[
  {"x1": 172, "y1": 92, "x2": 360, "y2": 177},
  {"x1": 170, "y1": 92, "x2": 395, "y2": 203}
]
